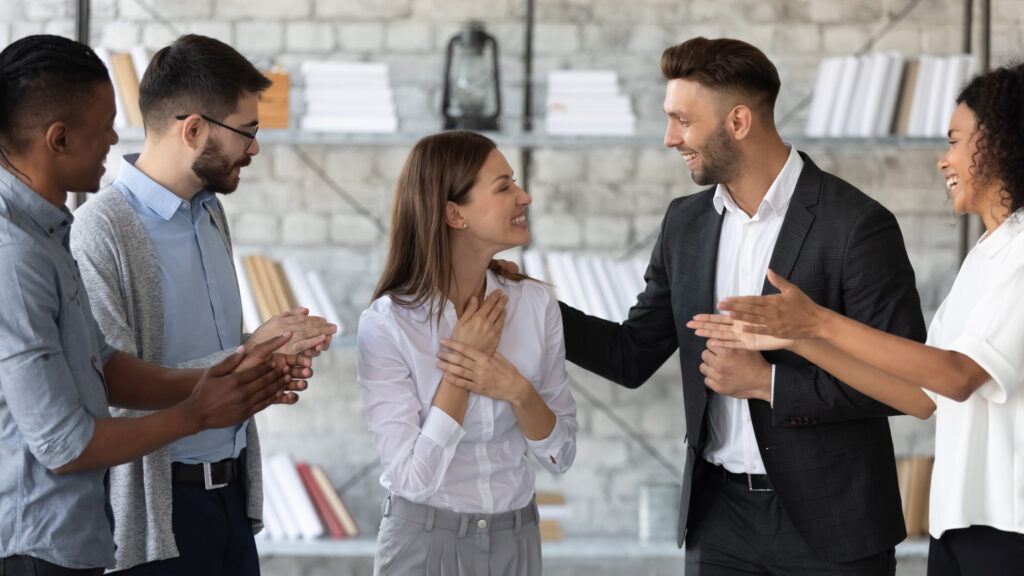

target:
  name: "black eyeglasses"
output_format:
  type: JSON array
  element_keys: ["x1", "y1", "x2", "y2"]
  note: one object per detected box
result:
[{"x1": 175, "y1": 114, "x2": 258, "y2": 151}]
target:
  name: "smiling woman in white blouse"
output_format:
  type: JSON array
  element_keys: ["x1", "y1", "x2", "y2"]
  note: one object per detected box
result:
[
  {"x1": 357, "y1": 130, "x2": 578, "y2": 576},
  {"x1": 688, "y1": 63, "x2": 1024, "y2": 576}
]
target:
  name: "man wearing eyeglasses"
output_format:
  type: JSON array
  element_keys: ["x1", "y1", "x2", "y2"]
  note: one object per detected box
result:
[{"x1": 69, "y1": 35, "x2": 336, "y2": 575}]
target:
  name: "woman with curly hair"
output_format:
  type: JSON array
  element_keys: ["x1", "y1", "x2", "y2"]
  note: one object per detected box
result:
[{"x1": 687, "y1": 63, "x2": 1024, "y2": 575}]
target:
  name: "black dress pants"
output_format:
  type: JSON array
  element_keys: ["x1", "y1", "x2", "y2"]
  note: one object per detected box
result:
[
  {"x1": 0, "y1": 556, "x2": 103, "y2": 576},
  {"x1": 684, "y1": 459, "x2": 896, "y2": 575},
  {"x1": 928, "y1": 525, "x2": 1024, "y2": 576},
  {"x1": 116, "y1": 476, "x2": 258, "y2": 576}
]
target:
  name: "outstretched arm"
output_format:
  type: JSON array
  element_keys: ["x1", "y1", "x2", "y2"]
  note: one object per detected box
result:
[{"x1": 718, "y1": 269, "x2": 990, "y2": 403}]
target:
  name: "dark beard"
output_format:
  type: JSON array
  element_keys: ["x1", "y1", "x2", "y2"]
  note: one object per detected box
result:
[
  {"x1": 191, "y1": 140, "x2": 249, "y2": 193},
  {"x1": 690, "y1": 121, "x2": 739, "y2": 186}
]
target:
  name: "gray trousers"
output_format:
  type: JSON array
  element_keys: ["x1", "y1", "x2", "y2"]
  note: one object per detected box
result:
[{"x1": 374, "y1": 495, "x2": 542, "y2": 576}]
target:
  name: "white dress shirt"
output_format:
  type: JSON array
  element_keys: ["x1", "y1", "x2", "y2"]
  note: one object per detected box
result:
[
  {"x1": 925, "y1": 210, "x2": 1024, "y2": 538},
  {"x1": 703, "y1": 146, "x2": 804, "y2": 474},
  {"x1": 357, "y1": 270, "x2": 578, "y2": 514}
]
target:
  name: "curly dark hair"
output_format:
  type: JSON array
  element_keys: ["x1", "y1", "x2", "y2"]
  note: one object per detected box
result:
[{"x1": 956, "y1": 63, "x2": 1024, "y2": 215}]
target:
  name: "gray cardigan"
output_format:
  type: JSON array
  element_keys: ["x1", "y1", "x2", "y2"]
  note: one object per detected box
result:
[{"x1": 70, "y1": 187, "x2": 262, "y2": 572}]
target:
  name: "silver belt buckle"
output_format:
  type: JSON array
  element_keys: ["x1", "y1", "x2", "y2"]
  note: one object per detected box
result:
[
  {"x1": 747, "y1": 473, "x2": 772, "y2": 492},
  {"x1": 203, "y1": 462, "x2": 228, "y2": 490}
]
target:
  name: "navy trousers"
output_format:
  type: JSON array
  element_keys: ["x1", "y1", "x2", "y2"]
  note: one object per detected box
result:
[{"x1": 116, "y1": 475, "x2": 258, "y2": 576}]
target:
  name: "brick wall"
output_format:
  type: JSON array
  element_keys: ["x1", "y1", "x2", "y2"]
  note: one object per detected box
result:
[{"x1": 4, "y1": 0, "x2": 1022, "y2": 555}]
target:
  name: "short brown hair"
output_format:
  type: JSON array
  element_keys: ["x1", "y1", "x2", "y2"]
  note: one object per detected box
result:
[{"x1": 661, "y1": 37, "x2": 780, "y2": 119}]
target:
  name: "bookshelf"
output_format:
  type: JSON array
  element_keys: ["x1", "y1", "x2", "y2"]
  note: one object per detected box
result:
[
  {"x1": 256, "y1": 537, "x2": 931, "y2": 559},
  {"x1": 111, "y1": 125, "x2": 948, "y2": 151}
]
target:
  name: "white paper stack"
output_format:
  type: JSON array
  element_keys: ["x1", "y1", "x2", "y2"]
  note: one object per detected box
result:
[
  {"x1": 906, "y1": 54, "x2": 976, "y2": 137},
  {"x1": 528, "y1": 252, "x2": 648, "y2": 322},
  {"x1": 263, "y1": 453, "x2": 324, "y2": 540},
  {"x1": 808, "y1": 53, "x2": 905, "y2": 138},
  {"x1": 300, "y1": 61, "x2": 398, "y2": 133},
  {"x1": 545, "y1": 70, "x2": 636, "y2": 136}
]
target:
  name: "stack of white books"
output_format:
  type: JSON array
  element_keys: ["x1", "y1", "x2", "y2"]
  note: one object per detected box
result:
[
  {"x1": 545, "y1": 70, "x2": 636, "y2": 136},
  {"x1": 300, "y1": 61, "x2": 398, "y2": 133},
  {"x1": 805, "y1": 52, "x2": 976, "y2": 138},
  {"x1": 523, "y1": 250, "x2": 648, "y2": 323}
]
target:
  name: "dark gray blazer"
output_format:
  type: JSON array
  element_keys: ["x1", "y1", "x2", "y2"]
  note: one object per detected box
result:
[{"x1": 560, "y1": 152, "x2": 926, "y2": 563}]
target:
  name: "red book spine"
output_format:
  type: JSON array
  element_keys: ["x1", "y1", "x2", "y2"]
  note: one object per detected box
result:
[{"x1": 296, "y1": 461, "x2": 346, "y2": 539}]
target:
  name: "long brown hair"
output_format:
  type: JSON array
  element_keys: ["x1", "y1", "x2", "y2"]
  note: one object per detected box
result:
[{"x1": 373, "y1": 130, "x2": 529, "y2": 320}]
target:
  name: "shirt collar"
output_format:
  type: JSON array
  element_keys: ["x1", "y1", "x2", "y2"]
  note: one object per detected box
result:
[
  {"x1": 115, "y1": 153, "x2": 216, "y2": 221},
  {"x1": 712, "y1": 144, "x2": 804, "y2": 218},
  {"x1": 976, "y1": 209, "x2": 1024, "y2": 259},
  {"x1": 0, "y1": 165, "x2": 75, "y2": 242}
]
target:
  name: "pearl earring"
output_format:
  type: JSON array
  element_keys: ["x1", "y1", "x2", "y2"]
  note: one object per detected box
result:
[{"x1": 462, "y1": 223, "x2": 467, "y2": 229}]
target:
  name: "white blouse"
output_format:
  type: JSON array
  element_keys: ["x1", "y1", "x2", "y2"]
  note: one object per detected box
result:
[
  {"x1": 357, "y1": 270, "x2": 578, "y2": 514},
  {"x1": 925, "y1": 210, "x2": 1024, "y2": 538}
]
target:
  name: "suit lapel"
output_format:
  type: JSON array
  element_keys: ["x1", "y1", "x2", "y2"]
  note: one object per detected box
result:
[
  {"x1": 763, "y1": 152, "x2": 821, "y2": 295},
  {"x1": 700, "y1": 198, "x2": 725, "y2": 311}
]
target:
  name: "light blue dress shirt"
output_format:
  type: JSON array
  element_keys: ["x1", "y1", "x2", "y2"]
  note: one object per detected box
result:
[
  {"x1": 112, "y1": 155, "x2": 246, "y2": 464},
  {"x1": 0, "y1": 166, "x2": 117, "y2": 568}
]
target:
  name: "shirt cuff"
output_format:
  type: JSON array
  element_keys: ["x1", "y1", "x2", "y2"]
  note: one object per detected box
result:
[
  {"x1": 769, "y1": 364, "x2": 776, "y2": 408},
  {"x1": 526, "y1": 419, "x2": 567, "y2": 463},
  {"x1": 949, "y1": 333, "x2": 1020, "y2": 404},
  {"x1": 420, "y1": 406, "x2": 466, "y2": 450}
]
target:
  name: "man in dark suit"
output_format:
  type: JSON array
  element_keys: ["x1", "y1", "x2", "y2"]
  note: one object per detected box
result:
[{"x1": 559, "y1": 37, "x2": 926, "y2": 574}]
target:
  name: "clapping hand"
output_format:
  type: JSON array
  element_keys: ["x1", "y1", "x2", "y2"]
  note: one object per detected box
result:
[
  {"x1": 236, "y1": 331, "x2": 314, "y2": 405},
  {"x1": 246, "y1": 307, "x2": 338, "y2": 358}
]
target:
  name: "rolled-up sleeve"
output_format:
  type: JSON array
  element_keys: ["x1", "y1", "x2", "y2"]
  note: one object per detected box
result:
[
  {"x1": 948, "y1": 261, "x2": 1024, "y2": 403},
  {"x1": 0, "y1": 248, "x2": 96, "y2": 469},
  {"x1": 357, "y1": 308, "x2": 465, "y2": 502},
  {"x1": 526, "y1": 293, "x2": 578, "y2": 475}
]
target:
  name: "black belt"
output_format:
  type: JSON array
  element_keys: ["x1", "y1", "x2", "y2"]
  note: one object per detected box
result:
[
  {"x1": 172, "y1": 451, "x2": 243, "y2": 490},
  {"x1": 722, "y1": 467, "x2": 773, "y2": 492}
]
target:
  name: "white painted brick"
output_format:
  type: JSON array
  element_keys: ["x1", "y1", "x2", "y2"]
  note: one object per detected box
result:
[
  {"x1": 324, "y1": 149, "x2": 377, "y2": 184},
  {"x1": 286, "y1": 21, "x2": 335, "y2": 53},
  {"x1": 182, "y1": 22, "x2": 234, "y2": 46},
  {"x1": 586, "y1": 148, "x2": 634, "y2": 184},
  {"x1": 392, "y1": 85, "x2": 431, "y2": 119},
  {"x1": 534, "y1": 23, "x2": 580, "y2": 55},
  {"x1": 411, "y1": 0, "x2": 510, "y2": 20},
  {"x1": 42, "y1": 19, "x2": 74, "y2": 38},
  {"x1": 808, "y1": 0, "x2": 882, "y2": 23},
  {"x1": 772, "y1": 23, "x2": 821, "y2": 54},
  {"x1": 24, "y1": 0, "x2": 70, "y2": 20},
  {"x1": 141, "y1": 23, "x2": 176, "y2": 50},
  {"x1": 871, "y1": 27, "x2": 923, "y2": 54},
  {"x1": 922, "y1": 25, "x2": 969, "y2": 54},
  {"x1": 98, "y1": 21, "x2": 140, "y2": 50},
  {"x1": 374, "y1": 147, "x2": 414, "y2": 183},
  {"x1": 337, "y1": 22, "x2": 385, "y2": 52},
  {"x1": 627, "y1": 24, "x2": 673, "y2": 55},
  {"x1": 216, "y1": 0, "x2": 310, "y2": 19},
  {"x1": 384, "y1": 21, "x2": 433, "y2": 52},
  {"x1": 576, "y1": 438, "x2": 629, "y2": 467},
  {"x1": 636, "y1": 148, "x2": 688, "y2": 184},
  {"x1": 621, "y1": 183, "x2": 673, "y2": 215},
  {"x1": 231, "y1": 212, "x2": 280, "y2": 244},
  {"x1": 690, "y1": 0, "x2": 786, "y2": 23},
  {"x1": 820, "y1": 24, "x2": 870, "y2": 55},
  {"x1": 118, "y1": 0, "x2": 212, "y2": 20},
  {"x1": 316, "y1": 0, "x2": 412, "y2": 19},
  {"x1": 532, "y1": 214, "x2": 582, "y2": 249},
  {"x1": 330, "y1": 214, "x2": 381, "y2": 245},
  {"x1": 581, "y1": 24, "x2": 631, "y2": 53},
  {"x1": 583, "y1": 216, "x2": 630, "y2": 249},
  {"x1": 282, "y1": 212, "x2": 329, "y2": 245},
  {"x1": 593, "y1": 1, "x2": 685, "y2": 25},
  {"x1": 0, "y1": 24, "x2": 9, "y2": 48},
  {"x1": 235, "y1": 21, "x2": 283, "y2": 56},
  {"x1": 533, "y1": 149, "x2": 584, "y2": 183}
]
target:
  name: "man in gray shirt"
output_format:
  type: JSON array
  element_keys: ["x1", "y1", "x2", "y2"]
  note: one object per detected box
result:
[{"x1": 0, "y1": 35, "x2": 307, "y2": 574}]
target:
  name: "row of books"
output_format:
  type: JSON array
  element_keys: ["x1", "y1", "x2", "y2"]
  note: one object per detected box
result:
[
  {"x1": 522, "y1": 250, "x2": 648, "y2": 323},
  {"x1": 258, "y1": 453, "x2": 359, "y2": 540},
  {"x1": 896, "y1": 456, "x2": 934, "y2": 537},
  {"x1": 300, "y1": 61, "x2": 399, "y2": 133},
  {"x1": 95, "y1": 46, "x2": 151, "y2": 128},
  {"x1": 234, "y1": 254, "x2": 343, "y2": 336},
  {"x1": 805, "y1": 53, "x2": 977, "y2": 138},
  {"x1": 545, "y1": 70, "x2": 636, "y2": 136}
]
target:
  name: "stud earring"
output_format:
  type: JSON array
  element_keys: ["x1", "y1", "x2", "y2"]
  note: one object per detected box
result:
[{"x1": 462, "y1": 223, "x2": 467, "y2": 229}]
